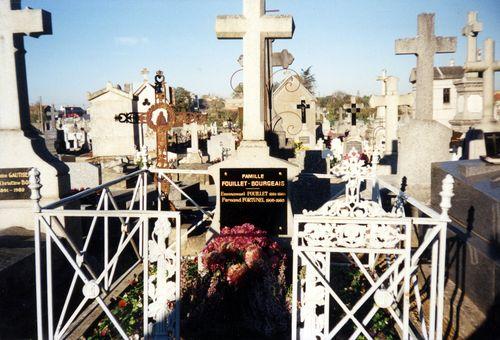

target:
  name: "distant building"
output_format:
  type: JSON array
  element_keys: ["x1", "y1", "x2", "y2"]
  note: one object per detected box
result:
[
  {"x1": 62, "y1": 106, "x2": 86, "y2": 118},
  {"x1": 87, "y1": 82, "x2": 136, "y2": 157},
  {"x1": 410, "y1": 65, "x2": 464, "y2": 128}
]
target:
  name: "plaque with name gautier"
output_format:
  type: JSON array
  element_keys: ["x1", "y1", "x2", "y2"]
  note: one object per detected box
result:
[
  {"x1": 220, "y1": 168, "x2": 287, "y2": 235},
  {"x1": 0, "y1": 168, "x2": 31, "y2": 200}
]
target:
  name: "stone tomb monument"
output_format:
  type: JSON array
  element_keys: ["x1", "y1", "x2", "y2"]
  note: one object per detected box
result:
[
  {"x1": 272, "y1": 75, "x2": 317, "y2": 147},
  {"x1": 463, "y1": 36, "x2": 500, "y2": 159},
  {"x1": 395, "y1": 13, "x2": 456, "y2": 201},
  {"x1": 0, "y1": 1, "x2": 69, "y2": 230},
  {"x1": 210, "y1": 0, "x2": 299, "y2": 236},
  {"x1": 431, "y1": 159, "x2": 499, "y2": 334},
  {"x1": 450, "y1": 12, "x2": 484, "y2": 133}
]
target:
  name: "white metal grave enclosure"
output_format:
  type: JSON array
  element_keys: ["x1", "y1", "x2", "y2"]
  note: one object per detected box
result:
[
  {"x1": 30, "y1": 168, "x2": 182, "y2": 339},
  {"x1": 291, "y1": 149, "x2": 455, "y2": 339}
]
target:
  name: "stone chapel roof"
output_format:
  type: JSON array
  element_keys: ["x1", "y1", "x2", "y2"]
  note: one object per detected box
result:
[
  {"x1": 272, "y1": 74, "x2": 316, "y2": 101},
  {"x1": 87, "y1": 82, "x2": 133, "y2": 101},
  {"x1": 410, "y1": 66, "x2": 464, "y2": 83}
]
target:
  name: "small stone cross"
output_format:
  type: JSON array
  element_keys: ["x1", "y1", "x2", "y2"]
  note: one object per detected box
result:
[
  {"x1": 141, "y1": 67, "x2": 150, "y2": 81},
  {"x1": 462, "y1": 12, "x2": 482, "y2": 64},
  {"x1": 296, "y1": 100, "x2": 310, "y2": 124}
]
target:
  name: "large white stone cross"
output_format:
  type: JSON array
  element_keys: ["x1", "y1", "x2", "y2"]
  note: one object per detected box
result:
[
  {"x1": 369, "y1": 76, "x2": 413, "y2": 154},
  {"x1": 465, "y1": 38, "x2": 500, "y2": 123},
  {"x1": 462, "y1": 11, "x2": 483, "y2": 64},
  {"x1": 216, "y1": 0, "x2": 294, "y2": 141},
  {"x1": 0, "y1": 1, "x2": 51, "y2": 130},
  {"x1": 395, "y1": 13, "x2": 456, "y2": 121}
]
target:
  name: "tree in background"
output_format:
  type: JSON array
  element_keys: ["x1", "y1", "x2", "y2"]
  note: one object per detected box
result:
[
  {"x1": 298, "y1": 66, "x2": 316, "y2": 94},
  {"x1": 174, "y1": 87, "x2": 192, "y2": 112},
  {"x1": 317, "y1": 92, "x2": 376, "y2": 123},
  {"x1": 29, "y1": 99, "x2": 44, "y2": 131},
  {"x1": 232, "y1": 83, "x2": 243, "y2": 98}
]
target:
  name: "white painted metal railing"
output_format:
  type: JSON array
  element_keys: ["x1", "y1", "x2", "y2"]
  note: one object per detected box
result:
[
  {"x1": 30, "y1": 164, "x2": 182, "y2": 339},
  {"x1": 292, "y1": 149, "x2": 454, "y2": 339}
]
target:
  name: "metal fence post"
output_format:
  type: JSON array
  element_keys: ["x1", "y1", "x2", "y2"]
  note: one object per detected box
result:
[{"x1": 29, "y1": 168, "x2": 44, "y2": 339}]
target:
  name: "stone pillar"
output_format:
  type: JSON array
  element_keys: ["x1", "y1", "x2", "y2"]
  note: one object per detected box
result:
[
  {"x1": 189, "y1": 122, "x2": 199, "y2": 152},
  {"x1": 0, "y1": 1, "x2": 69, "y2": 231}
]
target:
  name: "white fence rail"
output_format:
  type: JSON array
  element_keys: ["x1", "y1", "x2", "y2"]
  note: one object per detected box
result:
[
  {"x1": 30, "y1": 168, "x2": 182, "y2": 339},
  {"x1": 291, "y1": 149, "x2": 454, "y2": 339}
]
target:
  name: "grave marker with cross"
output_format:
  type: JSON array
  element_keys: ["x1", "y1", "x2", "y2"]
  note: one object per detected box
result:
[
  {"x1": 216, "y1": 0, "x2": 294, "y2": 141},
  {"x1": 115, "y1": 71, "x2": 206, "y2": 169},
  {"x1": 0, "y1": 1, "x2": 52, "y2": 130},
  {"x1": 395, "y1": 13, "x2": 456, "y2": 120},
  {"x1": 465, "y1": 38, "x2": 500, "y2": 123},
  {"x1": 296, "y1": 99, "x2": 310, "y2": 124},
  {"x1": 343, "y1": 97, "x2": 363, "y2": 126},
  {"x1": 369, "y1": 76, "x2": 413, "y2": 154}
]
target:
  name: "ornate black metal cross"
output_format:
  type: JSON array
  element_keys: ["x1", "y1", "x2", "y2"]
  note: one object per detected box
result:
[
  {"x1": 343, "y1": 98, "x2": 363, "y2": 126},
  {"x1": 296, "y1": 100, "x2": 310, "y2": 124}
]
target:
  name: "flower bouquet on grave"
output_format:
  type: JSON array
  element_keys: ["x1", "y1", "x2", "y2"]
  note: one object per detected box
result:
[{"x1": 180, "y1": 223, "x2": 290, "y2": 338}]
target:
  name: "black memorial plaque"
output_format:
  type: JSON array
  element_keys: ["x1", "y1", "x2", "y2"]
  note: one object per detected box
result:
[
  {"x1": 0, "y1": 168, "x2": 31, "y2": 200},
  {"x1": 220, "y1": 168, "x2": 287, "y2": 235}
]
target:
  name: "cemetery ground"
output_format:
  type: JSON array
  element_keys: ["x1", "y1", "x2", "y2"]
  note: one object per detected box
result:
[
  {"x1": 0, "y1": 160, "x2": 470, "y2": 339},
  {"x1": 0, "y1": 0, "x2": 499, "y2": 339}
]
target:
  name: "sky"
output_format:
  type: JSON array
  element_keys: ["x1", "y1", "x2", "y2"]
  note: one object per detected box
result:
[{"x1": 22, "y1": 0, "x2": 500, "y2": 108}]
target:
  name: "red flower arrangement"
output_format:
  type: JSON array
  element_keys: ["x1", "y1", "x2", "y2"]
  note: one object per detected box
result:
[
  {"x1": 181, "y1": 223, "x2": 289, "y2": 337},
  {"x1": 201, "y1": 223, "x2": 284, "y2": 286}
]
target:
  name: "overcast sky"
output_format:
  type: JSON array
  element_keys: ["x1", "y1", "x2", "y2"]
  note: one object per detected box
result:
[{"x1": 23, "y1": 0, "x2": 500, "y2": 107}]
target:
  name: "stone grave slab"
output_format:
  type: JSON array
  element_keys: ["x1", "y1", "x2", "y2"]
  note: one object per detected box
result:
[{"x1": 431, "y1": 160, "x2": 499, "y2": 316}]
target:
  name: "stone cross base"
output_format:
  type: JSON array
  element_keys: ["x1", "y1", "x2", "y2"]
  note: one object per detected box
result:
[
  {"x1": 0, "y1": 130, "x2": 69, "y2": 231},
  {"x1": 207, "y1": 140, "x2": 299, "y2": 237},
  {"x1": 397, "y1": 119, "x2": 452, "y2": 203},
  {"x1": 179, "y1": 149, "x2": 204, "y2": 164}
]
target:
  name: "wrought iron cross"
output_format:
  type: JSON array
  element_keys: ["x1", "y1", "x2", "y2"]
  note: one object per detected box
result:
[
  {"x1": 343, "y1": 97, "x2": 363, "y2": 126},
  {"x1": 296, "y1": 100, "x2": 310, "y2": 124},
  {"x1": 115, "y1": 71, "x2": 206, "y2": 167}
]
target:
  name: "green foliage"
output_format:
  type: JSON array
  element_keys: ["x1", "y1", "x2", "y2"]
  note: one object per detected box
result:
[
  {"x1": 329, "y1": 264, "x2": 398, "y2": 340},
  {"x1": 174, "y1": 87, "x2": 192, "y2": 112},
  {"x1": 232, "y1": 83, "x2": 243, "y2": 98},
  {"x1": 317, "y1": 92, "x2": 376, "y2": 123},
  {"x1": 298, "y1": 66, "x2": 316, "y2": 94},
  {"x1": 206, "y1": 97, "x2": 240, "y2": 127},
  {"x1": 87, "y1": 276, "x2": 144, "y2": 339}
]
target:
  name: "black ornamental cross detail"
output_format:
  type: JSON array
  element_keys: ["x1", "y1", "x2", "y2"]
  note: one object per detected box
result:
[
  {"x1": 296, "y1": 100, "x2": 310, "y2": 124},
  {"x1": 344, "y1": 98, "x2": 363, "y2": 126}
]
